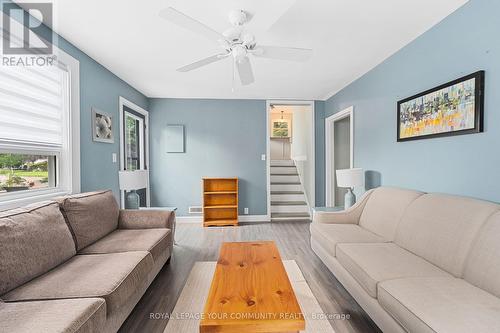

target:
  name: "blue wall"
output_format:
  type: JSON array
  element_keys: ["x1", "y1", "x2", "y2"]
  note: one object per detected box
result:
[
  {"x1": 51, "y1": 36, "x2": 148, "y2": 198},
  {"x1": 3, "y1": 2, "x2": 149, "y2": 199},
  {"x1": 149, "y1": 98, "x2": 267, "y2": 216},
  {"x1": 319, "y1": 0, "x2": 500, "y2": 202}
]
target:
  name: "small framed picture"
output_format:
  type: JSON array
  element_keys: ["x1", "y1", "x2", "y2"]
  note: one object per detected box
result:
[{"x1": 92, "y1": 108, "x2": 114, "y2": 143}]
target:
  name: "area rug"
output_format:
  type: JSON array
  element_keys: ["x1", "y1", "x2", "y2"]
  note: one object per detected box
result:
[{"x1": 164, "y1": 260, "x2": 335, "y2": 332}]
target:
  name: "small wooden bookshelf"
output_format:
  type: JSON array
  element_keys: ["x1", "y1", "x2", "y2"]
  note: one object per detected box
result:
[{"x1": 203, "y1": 178, "x2": 238, "y2": 227}]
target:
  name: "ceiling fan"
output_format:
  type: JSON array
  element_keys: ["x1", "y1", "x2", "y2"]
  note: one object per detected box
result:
[{"x1": 159, "y1": 7, "x2": 313, "y2": 86}]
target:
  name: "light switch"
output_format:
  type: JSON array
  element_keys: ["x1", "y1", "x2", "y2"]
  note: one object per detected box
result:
[
  {"x1": 261, "y1": 154, "x2": 266, "y2": 161},
  {"x1": 112, "y1": 153, "x2": 117, "y2": 163}
]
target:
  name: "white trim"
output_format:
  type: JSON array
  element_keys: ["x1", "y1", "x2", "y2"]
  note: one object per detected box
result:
[
  {"x1": 325, "y1": 106, "x2": 354, "y2": 207},
  {"x1": 0, "y1": 190, "x2": 73, "y2": 211},
  {"x1": 57, "y1": 46, "x2": 81, "y2": 195},
  {"x1": 238, "y1": 215, "x2": 269, "y2": 223},
  {"x1": 266, "y1": 100, "x2": 315, "y2": 216},
  {"x1": 176, "y1": 215, "x2": 269, "y2": 224},
  {"x1": 266, "y1": 101, "x2": 271, "y2": 221},
  {"x1": 292, "y1": 159, "x2": 312, "y2": 215},
  {"x1": 176, "y1": 216, "x2": 202, "y2": 224},
  {"x1": 118, "y1": 96, "x2": 150, "y2": 208}
]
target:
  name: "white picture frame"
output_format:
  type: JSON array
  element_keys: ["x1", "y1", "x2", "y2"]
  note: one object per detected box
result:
[
  {"x1": 166, "y1": 124, "x2": 185, "y2": 153},
  {"x1": 92, "y1": 108, "x2": 114, "y2": 143}
]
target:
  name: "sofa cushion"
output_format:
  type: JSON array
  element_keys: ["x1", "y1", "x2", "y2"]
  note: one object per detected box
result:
[
  {"x1": 358, "y1": 187, "x2": 423, "y2": 240},
  {"x1": 310, "y1": 223, "x2": 386, "y2": 257},
  {"x1": 0, "y1": 201, "x2": 76, "y2": 295},
  {"x1": 464, "y1": 211, "x2": 500, "y2": 298},
  {"x1": 0, "y1": 298, "x2": 106, "y2": 333},
  {"x1": 79, "y1": 228, "x2": 171, "y2": 262},
  {"x1": 2, "y1": 251, "x2": 153, "y2": 314},
  {"x1": 395, "y1": 193, "x2": 499, "y2": 277},
  {"x1": 378, "y1": 277, "x2": 500, "y2": 333},
  {"x1": 59, "y1": 190, "x2": 120, "y2": 250},
  {"x1": 336, "y1": 243, "x2": 450, "y2": 298}
]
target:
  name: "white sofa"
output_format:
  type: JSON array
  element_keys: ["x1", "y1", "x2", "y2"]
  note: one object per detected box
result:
[{"x1": 311, "y1": 187, "x2": 500, "y2": 333}]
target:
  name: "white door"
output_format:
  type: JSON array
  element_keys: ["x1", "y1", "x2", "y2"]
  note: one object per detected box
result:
[{"x1": 119, "y1": 97, "x2": 150, "y2": 208}]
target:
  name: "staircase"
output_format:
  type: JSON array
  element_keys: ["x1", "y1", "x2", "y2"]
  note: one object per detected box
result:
[{"x1": 270, "y1": 160, "x2": 311, "y2": 222}]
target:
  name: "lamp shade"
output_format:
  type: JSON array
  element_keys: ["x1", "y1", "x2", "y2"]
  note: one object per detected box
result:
[
  {"x1": 336, "y1": 168, "x2": 364, "y2": 188},
  {"x1": 118, "y1": 170, "x2": 148, "y2": 191}
]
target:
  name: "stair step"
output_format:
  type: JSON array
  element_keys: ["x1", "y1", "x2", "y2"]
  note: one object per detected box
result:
[
  {"x1": 271, "y1": 183, "x2": 302, "y2": 192},
  {"x1": 271, "y1": 191, "x2": 304, "y2": 195},
  {"x1": 271, "y1": 160, "x2": 295, "y2": 167},
  {"x1": 270, "y1": 182, "x2": 301, "y2": 185},
  {"x1": 271, "y1": 212, "x2": 310, "y2": 218},
  {"x1": 271, "y1": 201, "x2": 307, "y2": 206},
  {"x1": 271, "y1": 173, "x2": 299, "y2": 176}
]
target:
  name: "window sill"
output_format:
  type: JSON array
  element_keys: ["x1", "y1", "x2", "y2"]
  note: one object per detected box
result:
[{"x1": 0, "y1": 188, "x2": 71, "y2": 211}]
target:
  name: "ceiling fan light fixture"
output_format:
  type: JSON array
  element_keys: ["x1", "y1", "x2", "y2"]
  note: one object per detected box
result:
[
  {"x1": 228, "y1": 10, "x2": 247, "y2": 26},
  {"x1": 160, "y1": 7, "x2": 313, "y2": 87},
  {"x1": 222, "y1": 26, "x2": 243, "y2": 41},
  {"x1": 232, "y1": 44, "x2": 247, "y2": 61},
  {"x1": 242, "y1": 33, "x2": 255, "y2": 47}
]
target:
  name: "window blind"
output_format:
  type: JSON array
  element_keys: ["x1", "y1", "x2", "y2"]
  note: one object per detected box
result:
[{"x1": 0, "y1": 64, "x2": 68, "y2": 148}]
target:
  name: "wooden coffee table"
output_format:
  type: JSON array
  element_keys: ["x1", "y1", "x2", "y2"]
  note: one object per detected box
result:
[{"x1": 200, "y1": 241, "x2": 305, "y2": 333}]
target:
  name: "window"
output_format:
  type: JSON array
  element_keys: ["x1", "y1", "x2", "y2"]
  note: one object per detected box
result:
[
  {"x1": 0, "y1": 153, "x2": 56, "y2": 193},
  {"x1": 0, "y1": 11, "x2": 80, "y2": 209},
  {"x1": 0, "y1": 62, "x2": 71, "y2": 203},
  {"x1": 0, "y1": 59, "x2": 79, "y2": 207},
  {"x1": 124, "y1": 111, "x2": 144, "y2": 171}
]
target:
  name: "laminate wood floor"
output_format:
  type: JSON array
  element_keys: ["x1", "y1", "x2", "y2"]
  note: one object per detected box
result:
[{"x1": 119, "y1": 221, "x2": 382, "y2": 333}]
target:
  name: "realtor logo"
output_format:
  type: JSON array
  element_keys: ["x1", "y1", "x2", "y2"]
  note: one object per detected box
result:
[{"x1": 2, "y1": 2, "x2": 53, "y2": 54}]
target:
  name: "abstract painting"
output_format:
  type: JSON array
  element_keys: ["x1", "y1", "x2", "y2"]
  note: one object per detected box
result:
[
  {"x1": 397, "y1": 71, "x2": 484, "y2": 141},
  {"x1": 92, "y1": 108, "x2": 114, "y2": 143}
]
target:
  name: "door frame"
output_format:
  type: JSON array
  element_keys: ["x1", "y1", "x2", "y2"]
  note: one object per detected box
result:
[
  {"x1": 266, "y1": 100, "x2": 315, "y2": 220},
  {"x1": 119, "y1": 96, "x2": 150, "y2": 208},
  {"x1": 325, "y1": 106, "x2": 354, "y2": 207}
]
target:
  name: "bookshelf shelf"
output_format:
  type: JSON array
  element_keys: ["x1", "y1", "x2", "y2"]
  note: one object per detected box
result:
[{"x1": 202, "y1": 178, "x2": 238, "y2": 227}]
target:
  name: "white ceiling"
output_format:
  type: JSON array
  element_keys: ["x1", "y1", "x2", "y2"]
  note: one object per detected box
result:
[{"x1": 26, "y1": 0, "x2": 467, "y2": 100}]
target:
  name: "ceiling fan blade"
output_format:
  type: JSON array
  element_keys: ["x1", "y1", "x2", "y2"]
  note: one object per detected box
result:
[
  {"x1": 252, "y1": 45, "x2": 312, "y2": 62},
  {"x1": 177, "y1": 54, "x2": 227, "y2": 72},
  {"x1": 236, "y1": 56, "x2": 255, "y2": 86},
  {"x1": 159, "y1": 7, "x2": 225, "y2": 42}
]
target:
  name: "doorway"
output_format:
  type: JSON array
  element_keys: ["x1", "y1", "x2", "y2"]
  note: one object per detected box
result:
[
  {"x1": 119, "y1": 97, "x2": 150, "y2": 208},
  {"x1": 325, "y1": 106, "x2": 353, "y2": 207},
  {"x1": 266, "y1": 101, "x2": 315, "y2": 222}
]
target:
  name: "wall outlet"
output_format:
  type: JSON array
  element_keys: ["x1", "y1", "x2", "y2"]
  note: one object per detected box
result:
[
  {"x1": 244, "y1": 207, "x2": 249, "y2": 215},
  {"x1": 112, "y1": 153, "x2": 117, "y2": 163},
  {"x1": 261, "y1": 154, "x2": 266, "y2": 161}
]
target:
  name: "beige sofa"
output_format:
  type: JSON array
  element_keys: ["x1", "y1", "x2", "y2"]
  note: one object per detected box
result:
[
  {"x1": 311, "y1": 187, "x2": 500, "y2": 333},
  {"x1": 0, "y1": 190, "x2": 175, "y2": 333}
]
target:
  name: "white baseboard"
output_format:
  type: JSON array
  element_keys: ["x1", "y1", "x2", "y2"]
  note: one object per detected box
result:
[
  {"x1": 238, "y1": 215, "x2": 270, "y2": 223},
  {"x1": 176, "y1": 216, "x2": 202, "y2": 224},
  {"x1": 176, "y1": 215, "x2": 269, "y2": 224}
]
